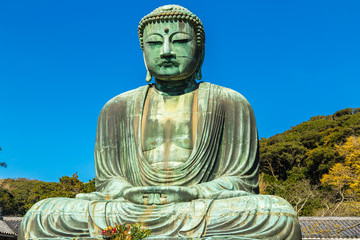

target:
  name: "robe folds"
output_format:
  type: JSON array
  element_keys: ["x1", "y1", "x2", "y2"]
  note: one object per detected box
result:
[{"x1": 19, "y1": 82, "x2": 302, "y2": 239}]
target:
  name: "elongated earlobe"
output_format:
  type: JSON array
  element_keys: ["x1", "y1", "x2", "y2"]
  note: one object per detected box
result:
[
  {"x1": 146, "y1": 70, "x2": 152, "y2": 82},
  {"x1": 143, "y1": 52, "x2": 152, "y2": 83},
  {"x1": 195, "y1": 68, "x2": 202, "y2": 80}
]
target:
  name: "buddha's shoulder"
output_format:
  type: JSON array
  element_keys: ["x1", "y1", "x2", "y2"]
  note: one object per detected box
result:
[
  {"x1": 202, "y1": 82, "x2": 250, "y2": 105},
  {"x1": 104, "y1": 85, "x2": 148, "y2": 104},
  {"x1": 100, "y1": 85, "x2": 149, "y2": 112}
]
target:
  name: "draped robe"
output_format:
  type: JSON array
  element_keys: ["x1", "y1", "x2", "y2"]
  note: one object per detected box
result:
[{"x1": 19, "y1": 82, "x2": 302, "y2": 239}]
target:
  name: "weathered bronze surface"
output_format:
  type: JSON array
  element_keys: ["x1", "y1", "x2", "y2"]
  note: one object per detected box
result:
[{"x1": 19, "y1": 5, "x2": 302, "y2": 240}]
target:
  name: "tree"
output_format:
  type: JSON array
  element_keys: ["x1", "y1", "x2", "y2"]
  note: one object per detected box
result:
[
  {"x1": 84, "y1": 178, "x2": 96, "y2": 193},
  {"x1": 320, "y1": 136, "x2": 360, "y2": 216},
  {"x1": 54, "y1": 173, "x2": 86, "y2": 198},
  {"x1": 261, "y1": 173, "x2": 324, "y2": 216},
  {"x1": 0, "y1": 178, "x2": 48, "y2": 215},
  {"x1": 259, "y1": 108, "x2": 360, "y2": 216},
  {"x1": 321, "y1": 136, "x2": 360, "y2": 198},
  {"x1": 0, "y1": 147, "x2": 7, "y2": 168},
  {"x1": 0, "y1": 187, "x2": 16, "y2": 215},
  {"x1": 0, "y1": 174, "x2": 96, "y2": 216},
  {"x1": 305, "y1": 147, "x2": 341, "y2": 184},
  {"x1": 260, "y1": 141, "x2": 307, "y2": 180},
  {"x1": 25, "y1": 181, "x2": 58, "y2": 211},
  {"x1": 25, "y1": 173, "x2": 96, "y2": 213}
]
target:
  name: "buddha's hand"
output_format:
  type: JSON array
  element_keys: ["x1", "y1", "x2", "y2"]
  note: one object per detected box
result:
[
  {"x1": 76, "y1": 186, "x2": 131, "y2": 201},
  {"x1": 76, "y1": 191, "x2": 124, "y2": 201},
  {"x1": 123, "y1": 186, "x2": 198, "y2": 205}
]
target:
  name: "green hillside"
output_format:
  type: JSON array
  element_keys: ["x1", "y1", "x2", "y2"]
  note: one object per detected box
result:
[
  {"x1": 260, "y1": 108, "x2": 360, "y2": 216},
  {"x1": 0, "y1": 174, "x2": 95, "y2": 216}
]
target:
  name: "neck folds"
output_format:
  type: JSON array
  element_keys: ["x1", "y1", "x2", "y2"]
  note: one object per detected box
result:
[{"x1": 154, "y1": 76, "x2": 198, "y2": 96}]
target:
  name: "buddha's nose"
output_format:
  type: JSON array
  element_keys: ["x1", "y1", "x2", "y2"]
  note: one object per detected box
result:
[{"x1": 160, "y1": 39, "x2": 175, "y2": 58}]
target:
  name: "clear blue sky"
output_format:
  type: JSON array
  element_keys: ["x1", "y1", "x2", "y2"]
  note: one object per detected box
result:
[{"x1": 1, "y1": 0, "x2": 359, "y2": 182}]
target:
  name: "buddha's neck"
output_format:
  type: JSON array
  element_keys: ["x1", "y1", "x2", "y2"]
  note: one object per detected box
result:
[{"x1": 154, "y1": 76, "x2": 198, "y2": 96}]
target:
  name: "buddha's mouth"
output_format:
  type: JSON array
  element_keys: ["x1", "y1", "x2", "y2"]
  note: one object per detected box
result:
[{"x1": 158, "y1": 60, "x2": 180, "y2": 67}]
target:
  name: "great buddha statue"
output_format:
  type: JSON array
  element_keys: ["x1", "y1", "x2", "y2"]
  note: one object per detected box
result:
[{"x1": 19, "y1": 5, "x2": 302, "y2": 240}]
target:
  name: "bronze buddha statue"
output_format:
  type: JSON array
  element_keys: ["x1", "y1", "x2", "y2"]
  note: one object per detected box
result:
[{"x1": 19, "y1": 5, "x2": 302, "y2": 240}]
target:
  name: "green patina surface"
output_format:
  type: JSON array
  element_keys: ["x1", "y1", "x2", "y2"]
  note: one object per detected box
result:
[{"x1": 19, "y1": 5, "x2": 302, "y2": 240}]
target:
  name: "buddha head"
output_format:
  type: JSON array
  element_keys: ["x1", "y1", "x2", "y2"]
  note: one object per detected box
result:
[{"x1": 138, "y1": 5, "x2": 205, "y2": 82}]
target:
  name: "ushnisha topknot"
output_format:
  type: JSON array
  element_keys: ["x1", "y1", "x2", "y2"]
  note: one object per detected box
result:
[{"x1": 138, "y1": 5, "x2": 205, "y2": 50}]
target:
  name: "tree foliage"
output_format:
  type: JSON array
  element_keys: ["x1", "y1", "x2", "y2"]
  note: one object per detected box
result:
[
  {"x1": 321, "y1": 136, "x2": 360, "y2": 202},
  {"x1": 0, "y1": 188, "x2": 15, "y2": 215},
  {"x1": 260, "y1": 108, "x2": 360, "y2": 216},
  {"x1": 0, "y1": 146, "x2": 7, "y2": 168},
  {"x1": 260, "y1": 108, "x2": 360, "y2": 182},
  {"x1": 0, "y1": 173, "x2": 95, "y2": 216}
]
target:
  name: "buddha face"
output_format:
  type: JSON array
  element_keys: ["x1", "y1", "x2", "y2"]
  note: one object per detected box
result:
[{"x1": 143, "y1": 21, "x2": 200, "y2": 81}]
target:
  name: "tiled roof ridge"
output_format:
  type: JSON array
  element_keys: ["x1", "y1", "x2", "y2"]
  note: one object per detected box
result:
[
  {"x1": 303, "y1": 239, "x2": 360, "y2": 240},
  {"x1": 0, "y1": 220, "x2": 16, "y2": 236},
  {"x1": 2, "y1": 216, "x2": 23, "y2": 220},
  {"x1": 300, "y1": 216, "x2": 360, "y2": 220},
  {"x1": 0, "y1": 216, "x2": 23, "y2": 236},
  {"x1": 300, "y1": 216, "x2": 360, "y2": 239}
]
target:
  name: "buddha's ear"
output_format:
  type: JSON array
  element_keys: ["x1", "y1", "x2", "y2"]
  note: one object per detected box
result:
[
  {"x1": 199, "y1": 48, "x2": 205, "y2": 69},
  {"x1": 143, "y1": 52, "x2": 148, "y2": 69},
  {"x1": 195, "y1": 48, "x2": 205, "y2": 80},
  {"x1": 143, "y1": 52, "x2": 152, "y2": 82}
]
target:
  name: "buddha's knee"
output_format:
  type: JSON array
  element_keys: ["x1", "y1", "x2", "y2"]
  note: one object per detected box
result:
[
  {"x1": 25, "y1": 197, "x2": 89, "y2": 218},
  {"x1": 204, "y1": 195, "x2": 301, "y2": 239},
  {"x1": 209, "y1": 194, "x2": 296, "y2": 216},
  {"x1": 19, "y1": 197, "x2": 90, "y2": 239}
]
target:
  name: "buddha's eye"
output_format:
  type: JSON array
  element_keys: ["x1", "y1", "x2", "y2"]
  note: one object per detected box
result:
[
  {"x1": 146, "y1": 41, "x2": 163, "y2": 46},
  {"x1": 172, "y1": 39, "x2": 191, "y2": 44},
  {"x1": 145, "y1": 35, "x2": 163, "y2": 46},
  {"x1": 172, "y1": 33, "x2": 192, "y2": 45}
]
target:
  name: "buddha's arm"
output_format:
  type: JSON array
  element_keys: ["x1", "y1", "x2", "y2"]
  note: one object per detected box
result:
[
  {"x1": 82, "y1": 98, "x2": 136, "y2": 200},
  {"x1": 192, "y1": 176, "x2": 257, "y2": 199},
  {"x1": 97, "y1": 178, "x2": 133, "y2": 195},
  {"x1": 191, "y1": 88, "x2": 260, "y2": 199},
  {"x1": 76, "y1": 178, "x2": 132, "y2": 201}
]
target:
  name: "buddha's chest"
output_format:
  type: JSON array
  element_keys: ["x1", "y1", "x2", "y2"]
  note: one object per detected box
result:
[{"x1": 141, "y1": 87, "x2": 198, "y2": 168}]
